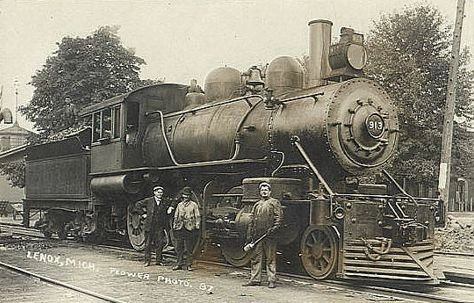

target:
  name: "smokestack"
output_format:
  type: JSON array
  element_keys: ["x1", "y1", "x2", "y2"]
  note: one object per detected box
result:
[{"x1": 307, "y1": 19, "x2": 332, "y2": 87}]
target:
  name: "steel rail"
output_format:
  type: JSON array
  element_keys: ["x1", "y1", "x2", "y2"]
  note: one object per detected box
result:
[
  {"x1": 6, "y1": 224, "x2": 473, "y2": 259},
  {"x1": 267, "y1": 270, "x2": 474, "y2": 303},
  {"x1": 321, "y1": 280, "x2": 473, "y2": 303},
  {"x1": 442, "y1": 280, "x2": 474, "y2": 289},
  {"x1": 194, "y1": 259, "x2": 474, "y2": 303},
  {"x1": 98, "y1": 242, "x2": 474, "y2": 303},
  {"x1": 4, "y1": 222, "x2": 474, "y2": 303},
  {"x1": 0, "y1": 260, "x2": 127, "y2": 303},
  {"x1": 104, "y1": 247, "x2": 474, "y2": 303},
  {"x1": 0, "y1": 223, "x2": 44, "y2": 239},
  {"x1": 436, "y1": 251, "x2": 474, "y2": 258}
]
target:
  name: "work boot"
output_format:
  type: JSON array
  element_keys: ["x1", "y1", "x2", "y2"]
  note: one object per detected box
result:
[
  {"x1": 144, "y1": 256, "x2": 151, "y2": 266},
  {"x1": 268, "y1": 281, "x2": 275, "y2": 288},
  {"x1": 186, "y1": 266, "x2": 193, "y2": 271},
  {"x1": 155, "y1": 256, "x2": 164, "y2": 266},
  {"x1": 144, "y1": 254, "x2": 151, "y2": 265},
  {"x1": 172, "y1": 265, "x2": 183, "y2": 271}
]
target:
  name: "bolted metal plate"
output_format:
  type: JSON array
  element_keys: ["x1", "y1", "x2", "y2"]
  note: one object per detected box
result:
[{"x1": 326, "y1": 78, "x2": 399, "y2": 173}]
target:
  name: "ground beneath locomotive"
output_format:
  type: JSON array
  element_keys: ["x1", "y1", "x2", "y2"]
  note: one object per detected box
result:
[{"x1": 0, "y1": 236, "x2": 428, "y2": 303}]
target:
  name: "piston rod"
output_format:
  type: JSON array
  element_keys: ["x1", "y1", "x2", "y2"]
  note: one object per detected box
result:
[{"x1": 291, "y1": 136, "x2": 334, "y2": 196}]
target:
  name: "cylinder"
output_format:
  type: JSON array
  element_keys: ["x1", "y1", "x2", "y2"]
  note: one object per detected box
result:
[
  {"x1": 91, "y1": 175, "x2": 142, "y2": 196},
  {"x1": 310, "y1": 198, "x2": 331, "y2": 225},
  {"x1": 307, "y1": 19, "x2": 332, "y2": 87}
]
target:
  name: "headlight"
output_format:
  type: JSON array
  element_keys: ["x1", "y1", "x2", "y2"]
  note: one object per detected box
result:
[{"x1": 334, "y1": 207, "x2": 345, "y2": 220}]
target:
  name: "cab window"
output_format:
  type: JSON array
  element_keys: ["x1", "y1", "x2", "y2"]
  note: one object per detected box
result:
[
  {"x1": 113, "y1": 106, "x2": 121, "y2": 139},
  {"x1": 92, "y1": 112, "x2": 101, "y2": 142},
  {"x1": 91, "y1": 105, "x2": 122, "y2": 143},
  {"x1": 102, "y1": 109, "x2": 112, "y2": 139}
]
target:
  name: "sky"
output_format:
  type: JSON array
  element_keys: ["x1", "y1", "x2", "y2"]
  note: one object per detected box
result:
[{"x1": 0, "y1": 0, "x2": 473, "y2": 131}]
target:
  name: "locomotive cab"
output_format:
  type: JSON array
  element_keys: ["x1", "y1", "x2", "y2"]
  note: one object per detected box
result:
[
  {"x1": 80, "y1": 83, "x2": 189, "y2": 175},
  {"x1": 81, "y1": 96, "x2": 132, "y2": 173}
]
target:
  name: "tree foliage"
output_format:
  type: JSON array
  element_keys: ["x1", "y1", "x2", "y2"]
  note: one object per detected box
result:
[
  {"x1": 365, "y1": 4, "x2": 474, "y2": 183},
  {"x1": 19, "y1": 25, "x2": 150, "y2": 137},
  {"x1": 0, "y1": 161, "x2": 25, "y2": 188},
  {"x1": 1, "y1": 26, "x2": 161, "y2": 188}
]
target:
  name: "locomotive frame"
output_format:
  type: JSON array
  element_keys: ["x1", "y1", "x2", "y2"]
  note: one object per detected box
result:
[{"x1": 23, "y1": 19, "x2": 444, "y2": 284}]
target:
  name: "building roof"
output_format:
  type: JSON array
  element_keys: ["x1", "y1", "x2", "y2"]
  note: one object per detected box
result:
[
  {"x1": 0, "y1": 144, "x2": 27, "y2": 163},
  {"x1": 0, "y1": 121, "x2": 32, "y2": 136}
]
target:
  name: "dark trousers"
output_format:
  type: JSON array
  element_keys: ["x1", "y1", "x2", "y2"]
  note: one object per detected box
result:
[
  {"x1": 144, "y1": 228, "x2": 166, "y2": 263},
  {"x1": 175, "y1": 229, "x2": 195, "y2": 267}
]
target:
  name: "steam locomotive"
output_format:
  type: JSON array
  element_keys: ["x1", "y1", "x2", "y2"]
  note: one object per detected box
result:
[{"x1": 24, "y1": 20, "x2": 444, "y2": 284}]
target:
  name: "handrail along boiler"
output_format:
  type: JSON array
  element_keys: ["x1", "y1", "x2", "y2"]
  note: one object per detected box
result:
[{"x1": 23, "y1": 20, "x2": 444, "y2": 284}]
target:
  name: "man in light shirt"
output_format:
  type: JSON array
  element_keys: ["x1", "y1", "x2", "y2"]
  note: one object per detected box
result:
[{"x1": 172, "y1": 186, "x2": 201, "y2": 271}]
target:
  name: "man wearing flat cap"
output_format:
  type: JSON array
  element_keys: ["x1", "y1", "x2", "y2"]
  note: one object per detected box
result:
[
  {"x1": 172, "y1": 186, "x2": 201, "y2": 271},
  {"x1": 134, "y1": 185, "x2": 174, "y2": 266},
  {"x1": 243, "y1": 182, "x2": 282, "y2": 288}
]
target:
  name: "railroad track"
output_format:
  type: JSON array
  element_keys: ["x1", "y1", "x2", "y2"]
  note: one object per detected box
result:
[
  {"x1": 195, "y1": 258, "x2": 474, "y2": 303},
  {"x1": 4, "y1": 223, "x2": 474, "y2": 258},
  {"x1": 80, "y1": 238, "x2": 474, "y2": 303},
  {"x1": 437, "y1": 251, "x2": 474, "y2": 258},
  {"x1": 2, "y1": 223, "x2": 474, "y2": 303},
  {"x1": 0, "y1": 260, "x2": 126, "y2": 303},
  {"x1": 0, "y1": 222, "x2": 44, "y2": 239}
]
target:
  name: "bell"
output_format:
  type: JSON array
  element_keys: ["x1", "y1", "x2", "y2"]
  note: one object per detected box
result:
[
  {"x1": 246, "y1": 66, "x2": 264, "y2": 87},
  {"x1": 0, "y1": 107, "x2": 13, "y2": 124}
]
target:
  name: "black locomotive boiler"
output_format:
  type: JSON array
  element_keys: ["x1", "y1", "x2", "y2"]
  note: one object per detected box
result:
[{"x1": 24, "y1": 20, "x2": 443, "y2": 284}]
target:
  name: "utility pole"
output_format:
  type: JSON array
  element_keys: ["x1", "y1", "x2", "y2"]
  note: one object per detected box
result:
[
  {"x1": 438, "y1": 0, "x2": 466, "y2": 210},
  {"x1": 14, "y1": 80, "x2": 19, "y2": 124}
]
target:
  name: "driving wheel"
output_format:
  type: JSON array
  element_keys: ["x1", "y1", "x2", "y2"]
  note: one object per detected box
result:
[
  {"x1": 300, "y1": 225, "x2": 338, "y2": 279},
  {"x1": 220, "y1": 238, "x2": 255, "y2": 267},
  {"x1": 127, "y1": 205, "x2": 146, "y2": 251}
]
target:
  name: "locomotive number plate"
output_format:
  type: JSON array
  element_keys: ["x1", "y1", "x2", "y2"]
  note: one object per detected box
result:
[{"x1": 365, "y1": 113, "x2": 384, "y2": 138}]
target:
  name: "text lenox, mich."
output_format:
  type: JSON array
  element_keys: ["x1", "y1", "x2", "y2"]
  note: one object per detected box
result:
[{"x1": 26, "y1": 251, "x2": 96, "y2": 272}]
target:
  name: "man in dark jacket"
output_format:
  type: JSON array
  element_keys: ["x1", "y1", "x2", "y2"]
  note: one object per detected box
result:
[
  {"x1": 134, "y1": 185, "x2": 174, "y2": 266},
  {"x1": 243, "y1": 182, "x2": 282, "y2": 288}
]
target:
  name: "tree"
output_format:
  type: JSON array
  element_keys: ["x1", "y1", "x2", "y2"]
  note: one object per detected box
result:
[
  {"x1": 19, "y1": 25, "x2": 149, "y2": 137},
  {"x1": 0, "y1": 162, "x2": 25, "y2": 188},
  {"x1": 364, "y1": 4, "x2": 474, "y2": 183},
  {"x1": 1, "y1": 26, "x2": 160, "y2": 188}
]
